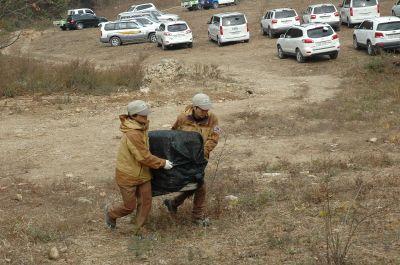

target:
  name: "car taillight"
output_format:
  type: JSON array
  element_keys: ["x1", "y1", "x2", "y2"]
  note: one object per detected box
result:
[
  {"x1": 163, "y1": 32, "x2": 172, "y2": 36},
  {"x1": 332, "y1": 34, "x2": 339, "y2": 40},
  {"x1": 302, "y1": 38, "x2": 314, "y2": 43},
  {"x1": 220, "y1": 26, "x2": 223, "y2": 35},
  {"x1": 334, "y1": 12, "x2": 339, "y2": 16},
  {"x1": 350, "y1": 7, "x2": 353, "y2": 16},
  {"x1": 377, "y1": 4, "x2": 380, "y2": 13},
  {"x1": 375, "y1": 32, "x2": 384, "y2": 38},
  {"x1": 295, "y1": 16, "x2": 300, "y2": 21},
  {"x1": 272, "y1": 19, "x2": 278, "y2": 24},
  {"x1": 311, "y1": 15, "x2": 316, "y2": 19}
]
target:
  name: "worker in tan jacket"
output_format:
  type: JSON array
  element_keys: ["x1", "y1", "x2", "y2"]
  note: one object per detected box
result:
[
  {"x1": 105, "y1": 100, "x2": 173, "y2": 234},
  {"x1": 164, "y1": 93, "x2": 220, "y2": 226}
]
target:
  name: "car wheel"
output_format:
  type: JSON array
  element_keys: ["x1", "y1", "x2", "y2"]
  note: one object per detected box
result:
[
  {"x1": 244, "y1": 39, "x2": 249, "y2": 43},
  {"x1": 157, "y1": 41, "x2": 161, "y2": 47},
  {"x1": 268, "y1": 27, "x2": 274, "y2": 38},
  {"x1": 329, "y1": 52, "x2": 338, "y2": 59},
  {"x1": 296, "y1": 49, "x2": 305, "y2": 63},
  {"x1": 277, "y1": 45, "x2": 286, "y2": 59},
  {"x1": 148, "y1": 33, "x2": 157, "y2": 43},
  {"x1": 367, "y1": 41, "x2": 375, "y2": 56},
  {"x1": 353, "y1": 35, "x2": 360, "y2": 50},
  {"x1": 76, "y1": 22, "x2": 84, "y2": 30},
  {"x1": 110, "y1": 36, "x2": 121, "y2": 47},
  {"x1": 217, "y1": 36, "x2": 223, "y2": 47},
  {"x1": 213, "y1": 2, "x2": 218, "y2": 9},
  {"x1": 61, "y1": 26, "x2": 67, "y2": 31},
  {"x1": 162, "y1": 41, "x2": 167, "y2": 50},
  {"x1": 187, "y1": 42, "x2": 193, "y2": 48}
]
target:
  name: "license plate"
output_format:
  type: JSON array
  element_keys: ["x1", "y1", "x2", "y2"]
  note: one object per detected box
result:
[
  {"x1": 231, "y1": 31, "x2": 240, "y2": 34},
  {"x1": 282, "y1": 20, "x2": 290, "y2": 23},
  {"x1": 232, "y1": 27, "x2": 238, "y2": 30},
  {"x1": 316, "y1": 40, "x2": 331, "y2": 46},
  {"x1": 387, "y1": 34, "x2": 400, "y2": 39}
]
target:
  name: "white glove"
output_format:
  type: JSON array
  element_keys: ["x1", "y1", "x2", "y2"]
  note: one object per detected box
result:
[{"x1": 164, "y1": 160, "x2": 173, "y2": 170}]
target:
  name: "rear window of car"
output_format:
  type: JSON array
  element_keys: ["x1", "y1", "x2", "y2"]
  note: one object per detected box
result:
[
  {"x1": 353, "y1": 0, "x2": 377, "y2": 7},
  {"x1": 104, "y1": 23, "x2": 116, "y2": 31},
  {"x1": 222, "y1": 15, "x2": 246, "y2": 26},
  {"x1": 307, "y1": 26, "x2": 334, "y2": 38},
  {"x1": 313, "y1": 5, "x2": 336, "y2": 14},
  {"x1": 168, "y1": 23, "x2": 188, "y2": 32},
  {"x1": 377, "y1": 21, "x2": 400, "y2": 31},
  {"x1": 275, "y1": 10, "x2": 297, "y2": 18}
]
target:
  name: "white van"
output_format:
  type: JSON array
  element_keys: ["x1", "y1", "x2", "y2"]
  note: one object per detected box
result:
[
  {"x1": 207, "y1": 12, "x2": 249, "y2": 46},
  {"x1": 339, "y1": 0, "x2": 380, "y2": 27}
]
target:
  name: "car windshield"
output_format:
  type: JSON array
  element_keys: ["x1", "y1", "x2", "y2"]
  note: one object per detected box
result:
[
  {"x1": 377, "y1": 21, "x2": 400, "y2": 31},
  {"x1": 353, "y1": 0, "x2": 377, "y2": 7},
  {"x1": 313, "y1": 5, "x2": 336, "y2": 14},
  {"x1": 168, "y1": 23, "x2": 188, "y2": 32},
  {"x1": 275, "y1": 10, "x2": 296, "y2": 18},
  {"x1": 222, "y1": 15, "x2": 246, "y2": 26},
  {"x1": 307, "y1": 26, "x2": 334, "y2": 38}
]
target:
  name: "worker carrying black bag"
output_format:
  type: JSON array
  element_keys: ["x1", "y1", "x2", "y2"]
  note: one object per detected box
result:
[{"x1": 149, "y1": 130, "x2": 208, "y2": 197}]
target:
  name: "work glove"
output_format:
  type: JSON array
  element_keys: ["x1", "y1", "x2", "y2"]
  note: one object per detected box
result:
[{"x1": 164, "y1": 160, "x2": 173, "y2": 170}]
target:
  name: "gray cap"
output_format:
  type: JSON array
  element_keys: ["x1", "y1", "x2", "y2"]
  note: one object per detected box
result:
[
  {"x1": 127, "y1": 100, "x2": 150, "y2": 116},
  {"x1": 192, "y1": 93, "x2": 212, "y2": 110}
]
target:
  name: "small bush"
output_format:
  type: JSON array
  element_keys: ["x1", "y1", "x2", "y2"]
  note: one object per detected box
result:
[{"x1": 0, "y1": 54, "x2": 146, "y2": 97}]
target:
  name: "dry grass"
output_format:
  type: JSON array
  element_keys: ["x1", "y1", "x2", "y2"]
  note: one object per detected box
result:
[{"x1": 0, "y1": 54, "x2": 146, "y2": 98}]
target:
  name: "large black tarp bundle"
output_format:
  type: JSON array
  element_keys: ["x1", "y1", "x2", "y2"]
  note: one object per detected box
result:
[{"x1": 149, "y1": 130, "x2": 208, "y2": 196}]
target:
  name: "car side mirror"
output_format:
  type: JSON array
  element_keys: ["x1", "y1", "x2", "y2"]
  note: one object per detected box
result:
[
  {"x1": 280, "y1": 34, "x2": 285, "y2": 38},
  {"x1": 354, "y1": 25, "x2": 359, "y2": 29}
]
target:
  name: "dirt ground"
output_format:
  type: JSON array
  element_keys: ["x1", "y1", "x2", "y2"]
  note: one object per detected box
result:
[{"x1": 1, "y1": 0, "x2": 400, "y2": 264}]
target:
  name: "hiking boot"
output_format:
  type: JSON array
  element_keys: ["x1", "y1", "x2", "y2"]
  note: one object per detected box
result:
[
  {"x1": 104, "y1": 204, "x2": 116, "y2": 229},
  {"x1": 193, "y1": 217, "x2": 211, "y2": 227},
  {"x1": 163, "y1": 199, "x2": 177, "y2": 214}
]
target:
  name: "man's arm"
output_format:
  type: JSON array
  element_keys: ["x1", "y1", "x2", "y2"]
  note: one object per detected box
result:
[
  {"x1": 126, "y1": 131, "x2": 166, "y2": 169},
  {"x1": 204, "y1": 116, "x2": 220, "y2": 158}
]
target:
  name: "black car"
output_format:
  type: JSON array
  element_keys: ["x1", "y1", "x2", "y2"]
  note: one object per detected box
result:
[{"x1": 61, "y1": 14, "x2": 107, "y2": 30}]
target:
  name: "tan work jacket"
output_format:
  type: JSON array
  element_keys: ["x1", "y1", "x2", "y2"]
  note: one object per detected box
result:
[
  {"x1": 172, "y1": 106, "x2": 220, "y2": 158},
  {"x1": 116, "y1": 115, "x2": 166, "y2": 186}
]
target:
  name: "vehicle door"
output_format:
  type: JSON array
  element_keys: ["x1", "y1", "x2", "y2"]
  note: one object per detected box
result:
[
  {"x1": 211, "y1": 16, "x2": 220, "y2": 39},
  {"x1": 281, "y1": 28, "x2": 296, "y2": 53},
  {"x1": 341, "y1": 0, "x2": 351, "y2": 21},
  {"x1": 355, "y1": 20, "x2": 367, "y2": 44},
  {"x1": 303, "y1": 7, "x2": 311, "y2": 23},
  {"x1": 363, "y1": 21, "x2": 374, "y2": 43},
  {"x1": 289, "y1": 28, "x2": 303, "y2": 53},
  {"x1": 156, "y1": 23, "x2": 166, "y2": 43},
  {"x1": 261, "y1": 12, "x2": 269, "y2": 29}
]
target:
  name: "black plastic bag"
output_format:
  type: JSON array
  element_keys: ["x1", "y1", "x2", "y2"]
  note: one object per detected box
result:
[{"x1": 149, "y1": 130, "x2": 208, "y2": 196}]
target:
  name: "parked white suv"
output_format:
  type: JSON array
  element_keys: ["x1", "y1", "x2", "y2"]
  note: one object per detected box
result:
[
  {"x1": 156, "y1": 21, "x2": 193, "y2": 50},
  {"x1": 353, "y1": 16, "x2": 400, "y2": 55},
  {"x1": 339, "y1": 0, "x2": 380, "y2": 27},
  {"x1": 277, "y1": 23, "x2": 340, "y2": 63},
  {"x1": 392, "y1": 0, "x2": 400, "y2": 17},
  {"x1": 127, "y1": 3, "x2": 157, "y2": 12},
  {"x1": 261, "y1": 8, "x2": 300, "y2": 38},
  {"x1": 302, "y1": 4, "x2": 340, "y2": 31},
  {"x1": 67, "y1": 8, "x2": 95, "y2": 16},
  {"x1": 208, "y1": 12, "x2": 249, "y2": 46}
]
